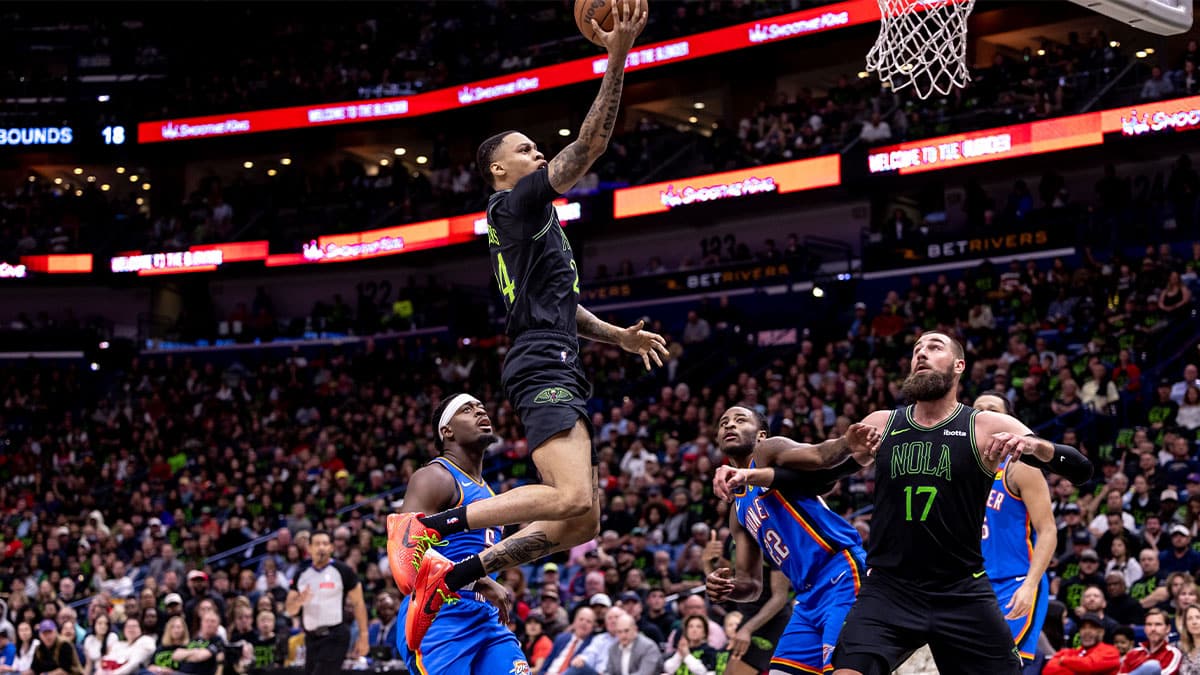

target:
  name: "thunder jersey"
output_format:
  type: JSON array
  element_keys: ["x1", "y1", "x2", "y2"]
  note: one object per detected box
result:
[
  {"x1": 982, "y1": 457, "x2": 1036, "y2": 581},
  {"x1": 428, "y1": 457, "x2": 501, "y2": 561},
  {"x1": 869, "y1": 404, "x2": 996, "y2": 584},
  {"x1": 733, "y1": 462, "x2": 863, "y2": 592},
  {"x1": 486, "y1": 167, "x2": 579, "y2": 339}
]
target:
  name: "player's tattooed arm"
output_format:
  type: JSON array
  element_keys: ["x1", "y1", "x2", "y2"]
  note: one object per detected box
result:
[
  {"x1": 480, "y1": 531, "x2": 558, "y2": 573},
  {"x1": 577, "y1": 306, "x2": 669, "y2": 370},
  {"x1": 576, "y1": 305, "x2": 623, "y2": 344},
  {"x1": 548, "y1": 0, "x2": 647, "y2": 193}
]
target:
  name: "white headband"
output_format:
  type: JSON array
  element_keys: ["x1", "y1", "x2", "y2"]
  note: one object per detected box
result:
[{"x1": 438, "y1": 394, "x2": 481, "y2": 440}]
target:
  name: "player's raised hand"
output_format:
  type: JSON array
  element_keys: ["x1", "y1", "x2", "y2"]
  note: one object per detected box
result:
[
  {"x1": 617, "y1": 319, "x2": 669, "y2": 371},
  {"x1": 845, "y1": 423, "x2": 882, "y2": 459},
  {"x1": 591, "y1": 0, "x2": 649, "y2": 57},
  {"x1": 706, "y1": 567, "x2": 735, "y2": 603}
]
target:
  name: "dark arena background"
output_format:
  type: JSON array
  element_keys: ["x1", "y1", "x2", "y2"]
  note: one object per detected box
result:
[{"x1": 1, "y1": 0, "x2": 1200, "y2": 673}]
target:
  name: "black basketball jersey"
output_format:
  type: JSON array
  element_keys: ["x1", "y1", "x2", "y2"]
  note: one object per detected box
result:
[
  {"x1": 867, "y1": 403, "x2": 996, "y2": 585},
  {"x1": 486, "y1": 168, "x2": 579, "y2": 339}
]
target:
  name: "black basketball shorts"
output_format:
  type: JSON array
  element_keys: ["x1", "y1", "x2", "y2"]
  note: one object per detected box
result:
[
  {"x1": 503, "y1": 330, "x2": 596, "y2": 459},
  {"x1": 832, "y1": 570, "x2": 1021, "y2": 675}
]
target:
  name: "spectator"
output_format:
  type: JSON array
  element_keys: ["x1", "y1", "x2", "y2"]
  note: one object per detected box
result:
[
  {"x1": 666, "y1": 596, "x2": 725, "y2": 652},
  {"x1": 147, "y1": 616, "x2": 190, "y2": 674},
  {"x1": 1143, "y1": 66, "x2": 1177, "y2": 100},
  {"x1": 96, "y1": 617, "x2": 156, "y2": 675},
  {"x1": 82, "y1": 614, "x2": 118, "y2": 674},
  {"x1": 1105, "y1": 533, "x2": 1144, "y2": 587},
  {"x1": 569, "y1": 607, "x2": 626, "y2": 674},
  {"x1": 681, "y1": 312, "x2": 711, "y2": 346},
  {"x1": 1173, "y1": 366, "x2": 1200, "y2": 405},
  {"x1": 1118, "y1": 608, "x2": 1182, "y2": 674},
  {"x1": 858, "y1": 113, "x2": 892, "y2": 145},
  {"x1": 366, "y1": 591, "x2": 399, "y2": 662},
  {"x1": 529, "y1": 587, "x2": 569, "y2": 638},
  {"x1": 522, "y1": 615, "x2": 554, "y2": 673},
  {"x1": 1161, "y1": 525, "x2": 1200, "y2": 575},
  {"x1": 607, "y1": 613, "x2": 661, "y2": 675},
  {"x1": 25, "y1": 619, "x2": 82, "y2": 675},
  {"x1": 1081, "y1": 361, "x2": 1121, "y2": 415},
  {"x1": 1178, "y1": 387, "x2": 1200, "y2": 432},
  {"x1": 11, "y1": 623, "x2": 35, "y2": 674},
  {"x1": 542, "y1": 607, "x2": 596, "y2": 675},
  {"x1": 661, "y1": 615, "x2": 717, "y2": 675},
  {"x1": 1104, "y1": 573, "x2": 1146, "y2": 626},
  {"x1": 1177, "y1": 605, "x2": 1200, "y2": 673},
  {"x1": 1042, "y1": 613, "x2": 1120, "y2": 675}
]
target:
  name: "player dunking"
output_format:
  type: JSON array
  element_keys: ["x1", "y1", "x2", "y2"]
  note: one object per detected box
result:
[
  {"x1": 707, "y1": 406, "x2": 880, "y2": 675},
  {"x1": 389, "y1": 0, "x2": 664, "y2": 650},
  {"x1": 394, "y1": 393, "x2": 527, "y2": 674},
  {"x1": 974, "y1": 393, "x2": 1056, "y2": 674},
  {"x1": 716, "y1": 332, "x2": 1084, "y2": 674}
]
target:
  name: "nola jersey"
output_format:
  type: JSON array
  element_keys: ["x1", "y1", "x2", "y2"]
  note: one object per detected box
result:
[
  {"x1": 733, "y1": 462, "x2": 863, "y2": 591},
  {"x1": 982, "y1": 458, "x2": 1036, "y2": 581},
  {"x1": 869, "y1": 404, "x2": 996, "y2": 584},
  {"x1": 487, "y1": 167, "x2": 579, "y2": 339}
]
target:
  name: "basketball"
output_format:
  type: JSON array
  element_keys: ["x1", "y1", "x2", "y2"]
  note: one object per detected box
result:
[{"x1": 575, "y1": 0, "x2": 614, "y2": 47}]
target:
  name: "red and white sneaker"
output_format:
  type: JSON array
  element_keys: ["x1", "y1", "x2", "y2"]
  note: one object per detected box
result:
[
  {"x1": 385, "y1": 513, "x2": 442, "y2": 595},
  {"x1": 405, "y1": 549, "x2": 459, "y2": 651}
]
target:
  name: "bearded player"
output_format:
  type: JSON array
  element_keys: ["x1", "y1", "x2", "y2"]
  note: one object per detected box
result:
[{"x1": 719, "y1": 332, "x2": 1090, "y2": 674}]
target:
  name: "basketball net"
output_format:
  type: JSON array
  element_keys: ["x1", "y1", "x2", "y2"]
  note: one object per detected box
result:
[{"x1": 867, "y1": 0, "x2": 976, "y2": 99}]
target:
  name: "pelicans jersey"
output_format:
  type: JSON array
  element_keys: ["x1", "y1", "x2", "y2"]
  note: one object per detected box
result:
[
  {"x1": 983, "y1": 458, "x2": 1049, "y2": 662},
  {"x1": 398, "y1": 458, "x2": 526, "y2": 675},
  {"x1": 733, "y1": 461, "x2": 865, "y2": 674}
]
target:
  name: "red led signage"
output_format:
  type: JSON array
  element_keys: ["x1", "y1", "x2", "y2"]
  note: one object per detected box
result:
[{"x1": 139, "y1": 0, "x2": 891, "y2": 143}]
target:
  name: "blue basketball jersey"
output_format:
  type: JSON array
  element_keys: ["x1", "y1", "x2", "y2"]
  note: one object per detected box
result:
[
  {"x1": 732, "y1": 462, "x2": 863, "y2": 591},
  {"x1": 399, "y1": 457, "x2": 526, "y2": 675},
  {"x1": 429, "y1": 457, "x2": 502, "y2": 562},
  {"x1": 982, "y1": 457, "x2": 1034, "y2": 581}
]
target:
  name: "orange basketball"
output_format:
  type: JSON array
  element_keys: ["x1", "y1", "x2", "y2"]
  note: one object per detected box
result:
[{"x1": 575, "y1": 0, "x2": 614, "y2": 47}]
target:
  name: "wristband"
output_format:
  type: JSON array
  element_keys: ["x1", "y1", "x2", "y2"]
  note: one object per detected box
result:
[{"x1": 1020, "y1": 437, "x2": 1093, "y2": 485}]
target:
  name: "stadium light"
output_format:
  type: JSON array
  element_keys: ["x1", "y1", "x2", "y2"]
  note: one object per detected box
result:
[
  {"x1": 688, "y1": 116, "x2": 698, "y2": 124},
  {"x1": 73, "y1": 167, "x2": 83, "y2": 175},
  {"x1": 394, "y1": 147, "x2": 406, "y2": 156},
  {"x1": 87, "y1": 176, "x2": 96, "y2": 183},
  {"x1": 812, "y1": 286, "x2": 825, "y2": 298},
  {"x1": 693, "y1": 102, "x2": 705, "y2": 110},
  {"x1": 558, "y1": 128, "x2": 571, "y2": 136},
  {"x1": 380, "y1": 158, "x2": 390, "y2": 166},
  {"x1": 97, "y1": 95, "x2": 110, "y2": 103},
  {"x1": 267, "y1": 169, "x2": 278, "y2": 177},
  {"x1": 129, "y1": 174, "x2": 138, "y2": 182},
  {"x1": 53, "y1": 178, "x2": 62, "y2": 185},
  {"x1": 280, "y1": 157, "x2": 292, "y2": 166},
  {"x1": 100, "y1": 184, "x2": 111, "y2": 191},
  {"x1": 416, "y1": 156, "x2": 428, "y2": 165},
  {"x1": 142, "y1": 183, "x2": 151, "y2": 191},
  {"x1": 1136, "y1": 50, "x2": 1148, "y2": 58},
  {"x1": 243, "y1": 161, "x2": 254, "y2": 169},
  {"x1": 116, "y1": 167, "x2": 126, "y2": 174}
]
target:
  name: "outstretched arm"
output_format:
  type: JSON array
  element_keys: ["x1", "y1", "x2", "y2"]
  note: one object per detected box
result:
[
  {"x1": 547, "y1": 0, "x2": 648, "y2": 194},
  {"x1": 576, "y1": 307, "x2": 668, "y2": 370}
]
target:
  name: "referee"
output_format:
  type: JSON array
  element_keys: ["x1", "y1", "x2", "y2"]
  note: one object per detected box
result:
[{"x1": 284, "y1": 531, "x2": 370, "y2": 674}]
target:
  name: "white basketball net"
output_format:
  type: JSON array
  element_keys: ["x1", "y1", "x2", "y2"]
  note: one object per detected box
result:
[{"x1": 867, "y1": 0, "x2": 976, "y2": 99}]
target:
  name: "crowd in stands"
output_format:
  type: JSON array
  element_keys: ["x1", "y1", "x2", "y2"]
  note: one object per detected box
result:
[
  {"x1": 6, "y1": 2, "x2": 1199, "y2": 259},
  {"x1": 0, "y1": 225, "x2": 1196, "y2": 672}
]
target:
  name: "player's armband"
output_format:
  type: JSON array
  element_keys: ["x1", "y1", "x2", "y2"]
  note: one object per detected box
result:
[
  {"x1": 770, "y1": 457, "x2": 860, "y2": 494},
  {"x1": 1020, "y1": 436, "x2": 1093, "y2": 485}
]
